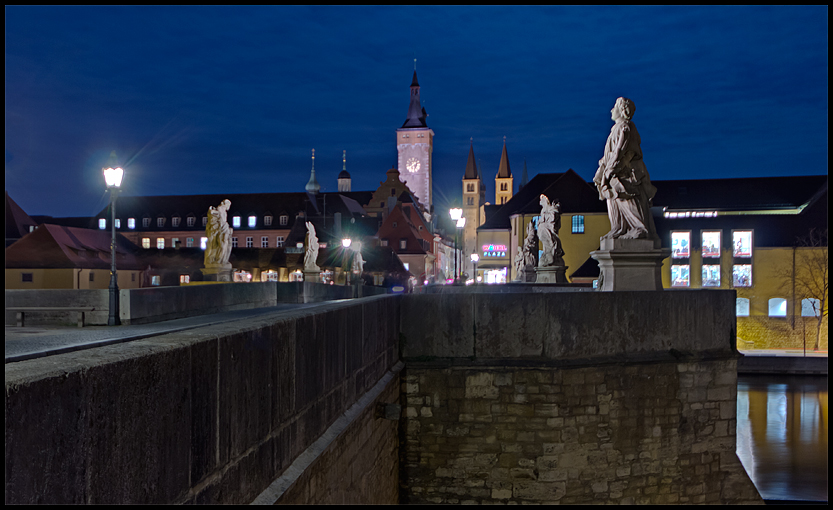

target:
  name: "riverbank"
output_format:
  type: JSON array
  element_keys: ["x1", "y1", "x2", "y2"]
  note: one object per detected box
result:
[{"x1": 738, "y1": 349, "x2": 828, "y2": 375}]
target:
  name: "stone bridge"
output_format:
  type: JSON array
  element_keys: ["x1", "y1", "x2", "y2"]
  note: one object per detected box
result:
[{"x1": 4, "y1": 290, "x2": 762, "y2": 504}]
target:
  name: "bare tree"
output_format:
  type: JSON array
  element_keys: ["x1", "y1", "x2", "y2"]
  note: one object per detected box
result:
[{"x1": 787, "y1": 228, "x2": 828, "y2": 351}]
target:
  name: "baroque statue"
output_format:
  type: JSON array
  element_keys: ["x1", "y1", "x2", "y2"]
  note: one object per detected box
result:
[
  {"x1": 537, "y1": 194, "x2": 565, "y2": 267},
  {"x1": 351, "y1": 241, "x2": 365, "y2": 275},
  {"x1": 515, "y1": 221, "x2": 539, "y2": 282},
  {"x1": 204, "y1": 199, "x2": 232, "y2": 266},
  {"x1": 304, "y1": 221, "x2": 320, "y2": 272},
  {"x1": 593, "y1": 97, "x2": 658, "y2": 241}
]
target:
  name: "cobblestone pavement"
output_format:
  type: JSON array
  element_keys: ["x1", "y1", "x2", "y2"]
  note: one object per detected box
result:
[{"x1": 5, "y1": 303, "x2": 327, "y2": 363}]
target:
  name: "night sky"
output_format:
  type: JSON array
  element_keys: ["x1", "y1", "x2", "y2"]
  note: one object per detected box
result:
[{"x1": 5, "y1": 6, "x2": 828, "y2": 219}]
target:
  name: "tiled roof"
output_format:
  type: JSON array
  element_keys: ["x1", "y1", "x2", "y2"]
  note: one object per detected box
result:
[
  {"x1": 5, "y1": 224, "x2": 143, "y2": 270},
  {"x1": 653, "y1": 175, "x2": 827, "y2": 211},
  {"x1": 5, "y1": 192, "x2": 38, "y2": 246}
]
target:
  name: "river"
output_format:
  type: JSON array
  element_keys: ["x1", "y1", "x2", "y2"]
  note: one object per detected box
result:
[{"x1": 736, "y1": 374, "x2": 828, "y2": 502}]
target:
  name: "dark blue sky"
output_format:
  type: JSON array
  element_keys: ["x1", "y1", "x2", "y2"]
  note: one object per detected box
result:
[{"x1": 5, "y1": 6, "x2": 828, "y2": 218}]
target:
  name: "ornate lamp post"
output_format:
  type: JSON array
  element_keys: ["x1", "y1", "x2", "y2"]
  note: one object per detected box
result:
[
  {"x1": 456, "y1": 217, "x2": 466, "y2": 283},
  {"x1": 470, "y1": 252, "x2": 479, "y2": 284},
  {"x1": 103, "y1": 164, "x2": 124, "y2": 326},
  {"x1": 449, "y1": 208, "x2": 463, "y2": 282},
  {"x1": 342, "y1": 238, "x2": 352, "y2": 286}
]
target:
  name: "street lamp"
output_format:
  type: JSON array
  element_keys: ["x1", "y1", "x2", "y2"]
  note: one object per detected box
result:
[
  {"x1": 342, "y1": 238, "x2": 352, "y2": 286},
  {"x1": 103, "y1": 163, "x2": 124, "y2": 326},
  {"x1": 456, "y1": 217, "x2": 466, "y2": 283},
  {"x1": 470, "y1": 252, "x2": 479, "y2": 284},
  {"x1": 449, "y1": 208, "x2": 463, "y2": 282}
]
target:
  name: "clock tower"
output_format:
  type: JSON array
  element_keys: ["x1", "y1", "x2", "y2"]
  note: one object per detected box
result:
[{"x1": 396, "y1": 70, "x2": 434, "y2": 219}]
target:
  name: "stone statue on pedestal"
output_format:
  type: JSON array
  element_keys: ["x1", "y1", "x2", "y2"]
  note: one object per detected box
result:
[
  {"x1": 515, "y1": 221, "x2": 539, "y2": 282},
  {"x1": 304, "y1": 221, "x2": 320, "y2": 272},
  {"x1": 351, "y1": 242, "x2": 365, "y2": 276},
  {"x1": 201, "y1": 199, "x2": 234, "y2": 281},
  {"x1": 590, "y1": 98, "x2": 670, "y2": 291},
  {"x1": 592, "y1": 97, "x2": 658, "y2": 241},
  {"x1": 537, "y1": 195, "x2": 564, "y2": 267}
]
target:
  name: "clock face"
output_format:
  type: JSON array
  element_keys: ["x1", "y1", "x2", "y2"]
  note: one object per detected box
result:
[{"x1": 406, "y1": 157, "x2": 421, "y2": 173}]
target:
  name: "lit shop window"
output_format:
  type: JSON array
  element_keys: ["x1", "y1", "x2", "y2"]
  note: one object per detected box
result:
[
  {"x1": 702, "y1": 265, "x2": 721, "y2": 287},
  {"x1": 232, "y1": 216, "x2": 241, "y2": 228},
  {"x1": 157, "y1": 238, "x2": 165, "y2": 249},
  {"x1": 801, "y1": 298, "x2": 821, "y2": 317},
  {"x1": 187, "y1": 216, "x2": 195, "y2": 227},
  {"x1": 234, "y1": 270, "x2": 252, "y2": 282},
  {"x1": 732, "y1": 231, "x2": 753, "y2": 258},
  {"x1": 115, "y1": 219, "x2": 120, "y2": 229},
  {"x1": 99, "y1": 218, "x2": 106, "y2": 230},
  {"x1": 736, "y1": 298, "x2": 750, "y2": 317},
  {"x1": 768, "y1": 298, "x2": 787, "y2": 317},
  {"x1": 128, "y1": 218, "x2": 136, "y2": 229},
  {"x1": 733, "y1": 264, "x2": 752, "y2": 287},
  {"x1": 180, "y1": 274, "x2": 190, "y2": 284},
  {"x1": 157, "y1": 217, "x2": 165, "y2": 227},
  {"x1": 702, "y1": 231, "x2": 720, "y2": 258},
  {"x1": 200, "y1": 237, "x2": 208, "y2": 250},
  {"x1": 172, "y1": 217, "x2": 180, "y2": 227},
  {"x1": 671, "y1": 231, "x2": 690, "y2": 259},
  {"x1": 246, "y1": 237, "x2": 253, "y2": 248},
  {"x1": 261, "y1": 236, "x2": 268, "y2": 248},
  {"x1": 232, "y1": 237, "x2": 238, "y2": 248},
  {"x1": 248, "y1": 216, "x2": 256, "y2": 228},
  {"x1": 142, "y1": 238, "x2": 151, "y2": 249},
  {"x1": 671, "y1": 265, "x2": 690, "y2": 287},
  {"x1": 262, "y1": 270, "x2": 279, "y2": 282},
  {"x1": 264, "y1": 215, "x2": 272, "y2": 226},
  {"x1": 572, "y1": 215, "x2": 585, "y2": 234},
  {"x1": 186, "y1": 238, "x2": 194, "y2": 248},
  {"x1": 143, "y1": 217, "x2": 151, "y2": 228}
]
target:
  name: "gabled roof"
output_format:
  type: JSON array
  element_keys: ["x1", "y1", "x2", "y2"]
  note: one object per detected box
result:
[
  {"x1": 5, "y1": 192, "x2": 38, "y2": 246},
  {"x1": 377, "y1": 203, "x2": 431, "y2": 255},
  {"x1": 5, "y1": 224, "x2": 142, "y2": 270}
]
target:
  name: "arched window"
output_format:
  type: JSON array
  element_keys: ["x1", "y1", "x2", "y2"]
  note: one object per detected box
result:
[
  {"x1": 768, "y1": 298, "x2": 787, "y2": 317},
  {"x1": 736, "y1": 298, "x2": 750, "y2": 317},
  {"x1": 801, "y1": 298, "x2": 821, "y2": 317}
]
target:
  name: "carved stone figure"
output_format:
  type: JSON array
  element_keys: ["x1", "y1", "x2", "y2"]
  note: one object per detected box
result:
[
  {"x1": 537, "y1": 195, "x2": 565, "y2": 267},
  {"x1": 522, "y1": 221, "x2": 539, "y2": 269},
  {"x1": 593, "y1": 97, "x2": 658, "y2": 241},
  {"x1": 351, "y1": 242, "x2": 365, "y2": 275},
  {"x1": 304, "y1": 221, "x2": 320, "y2": 272},
  {"x1": 204, "y1": 199, "x2": 232, "y2": 266},
  {"x1": 513, "y1": 247, "x2": 524, "y2": 280}
]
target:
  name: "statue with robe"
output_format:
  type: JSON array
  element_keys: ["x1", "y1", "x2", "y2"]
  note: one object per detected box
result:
[
  {"x1": 304, "y1": 221, "x2": 320, "y2": 272},
  {"x1": 593, "y1": 97, "x2": 658, "y2": 241},
  {"x1": 537, "y1": 195, "x2": 565, "y2": 267},
  {"x1": 204, "y1": 199, "x2": 232, "y2": 266}
]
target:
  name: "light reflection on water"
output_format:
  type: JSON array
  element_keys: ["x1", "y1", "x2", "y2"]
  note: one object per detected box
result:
[{"x1": 736, "y1": 375, "x2": 828, "y2": 502}]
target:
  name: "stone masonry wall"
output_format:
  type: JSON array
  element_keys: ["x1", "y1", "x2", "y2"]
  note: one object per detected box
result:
[
  {"x1": 400, "y1": 359, "x2": 762, "y2": 504},
  {"x1": 737, "y1": 316, "x2": 828, "y2": 351}
]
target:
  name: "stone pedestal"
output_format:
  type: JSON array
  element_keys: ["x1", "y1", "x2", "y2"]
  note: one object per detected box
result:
[
  {"x1": 303, "y1": 270, "x2": 321, "y2": 283},
  {"x1": 534, "y1": 265, "x2": 568, "y2": 284},
  {"x1": 201, "y1": 263, "x2": 233, "y2": 282},
  {"x1": 515, "y1": 267, "x2": 538, "y2": 283},
  {"x1": 590, "y1": 238, "x2": 670, "y2": 291}
]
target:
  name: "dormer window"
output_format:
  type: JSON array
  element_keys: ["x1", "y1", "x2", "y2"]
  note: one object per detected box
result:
[
  {"x1": 232, "y1": 216, "x2": 241, "y2": 228},
  {"x1": 264, "y1": 215, "x2": 272, "y2": 226},
  {"x1": 172, "y1": 216, "x2": 180, "y2": 227},
  {"x1": 280, "y1": 215, "x2": 288, "y2": 226},
  {"x1": 248, "y1": 216, "x2": 256, "y2": 228},
  {"x1": 157, "y1": 217, "x2": 165, "y2": 227},
  {"x1": 187, "y1": 216, "x2": 195, "y2": 227},
  {"x1": 143, "y1": 217, "x2": 151, "y2": 228}
]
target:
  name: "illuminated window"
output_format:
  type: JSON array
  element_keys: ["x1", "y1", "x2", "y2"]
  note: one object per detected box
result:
[
  {"x1": 381, "y1": 239, "x2": 388, "y2": 247},
  {"x1": 246, "y1": 237, "x2": 253, "y2": 248},
  {"x1": 157, "y1": 217, "x2": 165, "y2": 227},
  {"x1": 467, "y1": 183, "x2": 475, "y2": 192},
  {"x1": 157, "y1": 238, "x2": 165, "y2": 249},
  {"x1": 400, "y1": 239, "x2": 407, "y2": 250},
  {"x1": 261, "y1": 236, "x2": 268, "y2": 248},
  {"x1": 701, "y1": 231, "x2": 721, "y2": 258},
  {"x1": 187, "y1": 216, "x2": 195, "y2": 227},
  {"x1": 571, "y1": 215, "x2": 585, "y2": 234},
  {"x1": 801, "y1": 298, "x2": 821, "y2": 317},
  {"x1": 276, "y1": 236, "x2": 284, "y2": 247},
  {"x1": 280, "y1": 215, "x2": 288, "y2": 226},
  {"x1": 115, "y1": 219, "x2": 121, "y2": 229},
  {"x1": 151, "y1": 275, "x2": 161, "y2": 286},
  {"x1": 264, "y1": 215, "x2": 272, "y2": 226},
  {"x1": 232, "y1": 237, "x2": 238, "y2": 248},
  {"x1": 732, "y1": 231, "x2": 753, "y2": 258},
  {"x1": 143, "y1": 217, "x2": 151, "y2": 228},
  {"x1": 128, "y1": 218, "x2": 135, "y2": 229},
  {"x1": 98, "y1": 218, "x2": 106, "y2": 230},
  {"x1": 671, "y1": 231, "x2": 690, "y2": 259},
  {"x1": 768, "y1": 298, "x2": 787, "y2": 317},
  {"x1": 172, "y1": 238, "x2": 179, "y2": 248},
  {"x1": 180, "y1": 274, "x2": 190, "y2": 284},
  {"x1": 671, "y1": 265, "x2": 690, "y2": 287},
  {"x1": 248, "y1": 216, "x2": 256, "y2": 228},
  {"x1": 142, "y1": 238, "x2": 151, "y2": 249},
  {"x1": 233, "y1": 216, "x2": 241, "y2": 228},
  {"x1": 733, "y1": 264, "x2": 752, "y2": 287},
  {"x1": 200, "y1": 237, "x2": 207, "y2": 250},
  {"x1": 172, "y1": 217, "x2": 180, "y2": 227},
  {"x1": 736, "y1": 298, "x2": 750, "y2": 317},
  {"x1": 702, "y1": 265, "x2": 721, "y2": 287},
  {"x1": 186, "y1": 238, "x2": 194, "y2": 248}
]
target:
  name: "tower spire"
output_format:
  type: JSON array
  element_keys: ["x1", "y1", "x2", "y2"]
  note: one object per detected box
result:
[{"x1": 305, "y1": 148, "x2": 320, "y2": 194}]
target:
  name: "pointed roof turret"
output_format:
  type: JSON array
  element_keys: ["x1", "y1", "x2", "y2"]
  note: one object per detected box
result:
[
  {"x1": 305, "y1": 148, "x2": 320, "y2": 194},
  {"x1": 464, "y1": 139, "x2": 479, "y2": 179},
  {"x1": 402, "y1": 70, "x2": 428, "y2": 128},
  {"x1": 497, "y1": 137, "x2": 512, "y2": 178}
]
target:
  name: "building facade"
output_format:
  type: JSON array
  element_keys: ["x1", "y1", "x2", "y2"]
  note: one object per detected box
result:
[{"x1": 396, "y1": 71, "x2": 434, "y2": 219}]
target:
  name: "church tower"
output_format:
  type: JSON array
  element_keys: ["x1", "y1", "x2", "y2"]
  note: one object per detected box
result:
[
  {"x1": 396, "y1": 69, "x2": 434, "y2": 219},
  {"x1": 495, "y1": 137, "x2": 514, "y2": 205},
  {"x1": 462, "y1": 140, "x2": 484, "y2": 278}
]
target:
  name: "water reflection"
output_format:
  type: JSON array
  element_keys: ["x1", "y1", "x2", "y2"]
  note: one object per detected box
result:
[{"x1": 737, "y1": 375, "x2": 828, "y2": 502}]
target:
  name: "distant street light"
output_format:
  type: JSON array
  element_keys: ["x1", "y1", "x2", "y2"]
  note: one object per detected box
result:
[
  {"x1": 449, "y1": 209, "x2": 463, "y2": 282},
  {"x1": 456, "y1": 217, "x2": 466, "y2": 283},
  {"x1": 103, "y1": 162, "x2": 124, "y2": 326},
  {"x1": 471, "y1": 252, "x2": 479, "y2": 284},
  {"x1": 342, "y1": 238, "x2": 352, "y2": 286}
]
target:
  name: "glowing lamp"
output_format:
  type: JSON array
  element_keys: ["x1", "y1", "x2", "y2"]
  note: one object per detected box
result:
[
  {"x1": 470, "y1": 253, "x2": 479, "y2": 262},
  {"x1": 449, "y1": 208, "x2": 463, "y2": 221},
  {"x1": 103, "y1": 167, "x2": 124, "y2": 188},
  {"x1": 456, "y1": 217, "x2": 466, "y2": 228},
  {"x1": 342, "y1": 238, "x2": 352, "y2": 248}
]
